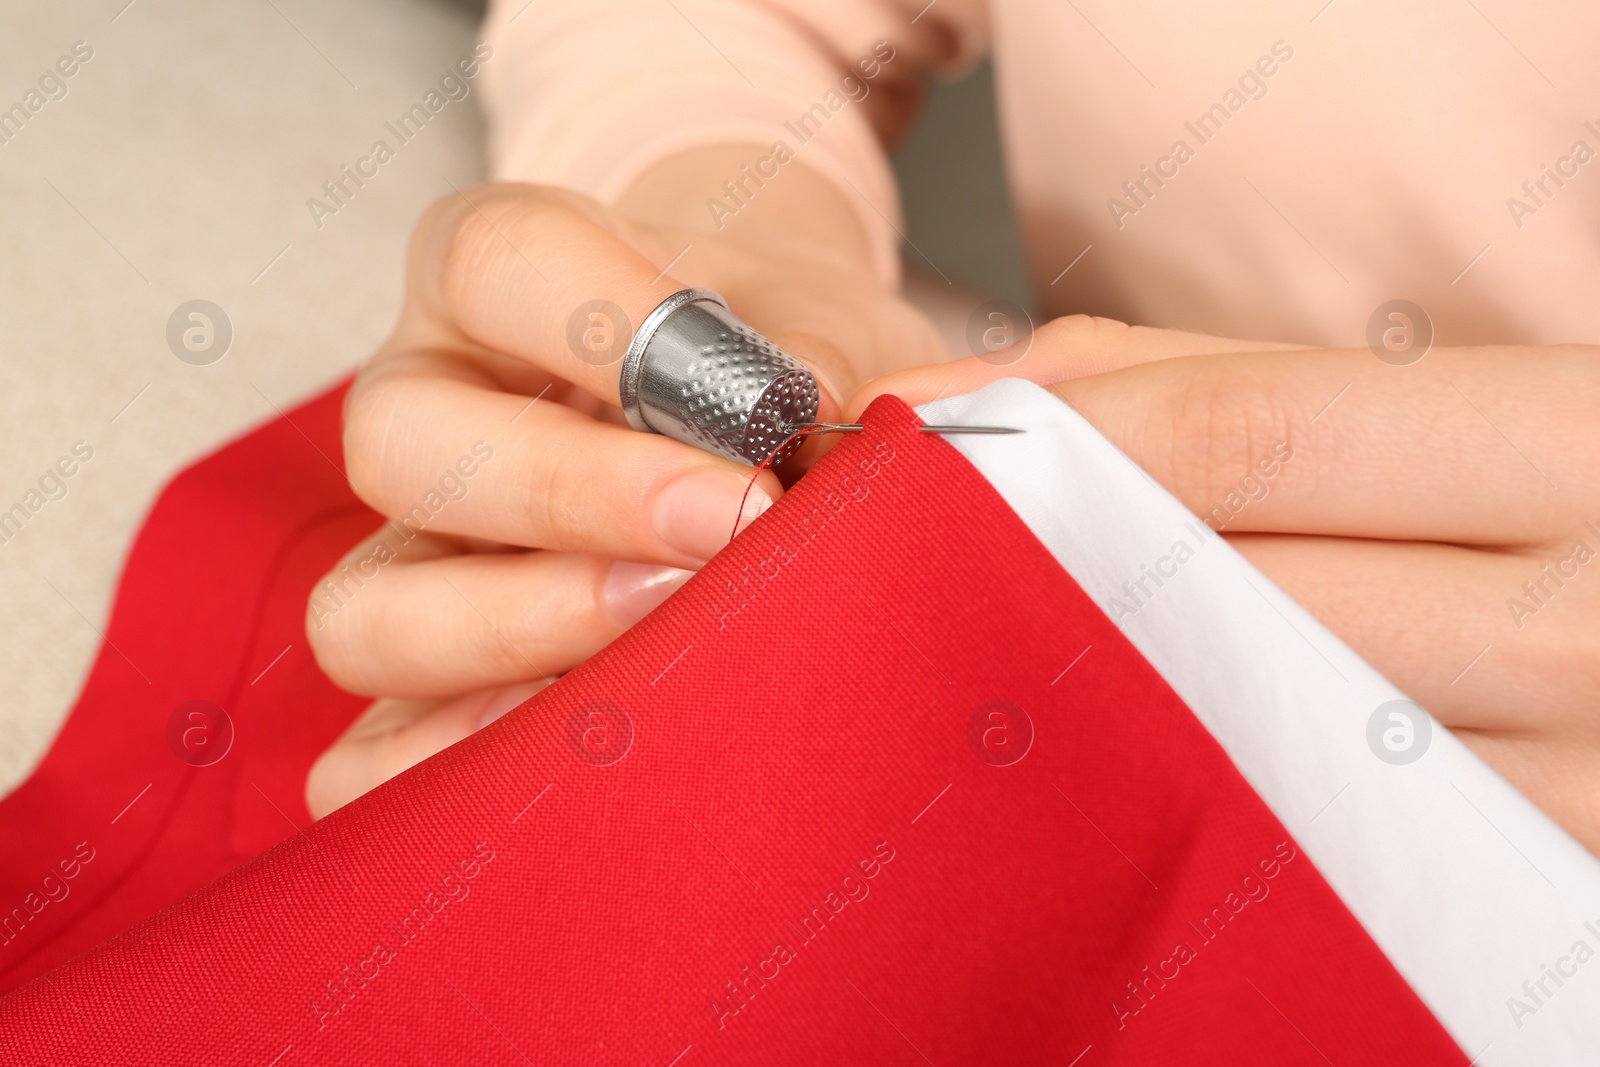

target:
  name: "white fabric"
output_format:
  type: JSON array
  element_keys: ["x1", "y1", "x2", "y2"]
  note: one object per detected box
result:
[{"x1": 921, "y1": 378, "x2": 1600, "y2": 1067}]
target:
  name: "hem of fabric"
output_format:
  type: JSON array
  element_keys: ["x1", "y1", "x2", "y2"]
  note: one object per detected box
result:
[{"x1": 919, "y1": 377, "x2": 1600, "y2": 1065}]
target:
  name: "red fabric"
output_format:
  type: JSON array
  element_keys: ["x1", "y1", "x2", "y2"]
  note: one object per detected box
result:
[
  {"x1": 0, "y1": 384, "x2": 373, "y2": 990},
  {"x1": 0, "y1": 386, "x2": 1467, "y2": 1064}
]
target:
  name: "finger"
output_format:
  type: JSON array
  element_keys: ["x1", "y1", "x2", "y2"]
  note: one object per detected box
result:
[
  {"x1": 344, "y1": 373, "x2": 779, "y2": 566},
  {"x1": 650, "y1": 228, "x2": 945, "y2": 404},
  {"x1": 1231, "y1": 531, "x2": 1600, "y2": 849},
  {"x1": 305, "y1": 679, "x2": 554, "y2": 820},
  {"x1": 412, "y1": 184, "x2": 679, "y2": 406},
  {"x1": 417, "y1": 184, "x2": 849, "y2": 418},
  {"x1": 306, "y1": 531, "x2": 692, "y2": 698},
  {"x1": 1061, "y1": 344, "x2": 1598, "y2": 545},
  {"x1": 846, "y1": 314, "x2": 1301, "y2": 418},
  {"x1": 1228, "y1": 533, "x2": 1589, "y2": 732}
]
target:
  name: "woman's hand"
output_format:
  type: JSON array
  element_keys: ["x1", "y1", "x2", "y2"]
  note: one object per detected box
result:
[
  {"x1": 305, "y1": 172, "x2": 941, "y2": 819},
  {"x1": 852, "y1": 316, "x2": 1600, "y2": 853}
]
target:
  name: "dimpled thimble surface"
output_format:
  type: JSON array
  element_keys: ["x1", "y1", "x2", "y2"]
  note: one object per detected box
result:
[{"x1": 620, "y1": 289, "x2": 820, "y2": 467}]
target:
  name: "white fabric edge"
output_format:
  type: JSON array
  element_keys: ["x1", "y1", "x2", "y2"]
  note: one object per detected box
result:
[{"x1": 919, "y1": 379, "x2": 1600, "y2": 1066}]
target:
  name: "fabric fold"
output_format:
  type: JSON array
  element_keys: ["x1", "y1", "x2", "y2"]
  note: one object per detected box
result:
[{"x1": 0, "y1": 386, "x2": 1465, "y2": 1065}]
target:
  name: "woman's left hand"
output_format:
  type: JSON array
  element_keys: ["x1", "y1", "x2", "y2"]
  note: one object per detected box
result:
[{"x1": 852, "y1": 316, "x2": 1600, "y2": 854}]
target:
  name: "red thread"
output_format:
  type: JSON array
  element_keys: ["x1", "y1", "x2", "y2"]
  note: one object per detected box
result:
[{"x1": 729, "y1": 424, "x2": 827, "y2": 545}]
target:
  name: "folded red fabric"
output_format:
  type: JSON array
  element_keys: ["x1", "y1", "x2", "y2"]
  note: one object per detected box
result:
[
  {"x1": 0, "y1": 387, "x2": 1465, "y2": 1064},
  {"x1": 0, "y1": 384, "x2": 372, "y2": 992}
]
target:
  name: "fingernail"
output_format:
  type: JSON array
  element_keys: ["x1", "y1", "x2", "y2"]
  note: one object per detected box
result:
[
  {"x1": 603, "y1": 561, "x2": 694, "y2": 625},
  {"x1": 650, "y1": 470, "x2": 772, "y2": 563},
  {"x1": 477, "y1": 679, "x2": 553, "y2": 731}
]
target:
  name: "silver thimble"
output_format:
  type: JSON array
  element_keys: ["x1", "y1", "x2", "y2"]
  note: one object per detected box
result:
[{"x1": 619, "y1": 288, "x2": 820, "y2": 467}]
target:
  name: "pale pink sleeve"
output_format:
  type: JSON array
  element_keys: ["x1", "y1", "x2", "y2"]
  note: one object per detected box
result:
[{"x1": 478, "y1": 0, "x2": 989, "y2": 285}]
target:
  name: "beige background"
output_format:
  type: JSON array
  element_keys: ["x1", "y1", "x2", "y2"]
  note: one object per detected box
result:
[{"x1": 0, "y1": 0, "x2": 489, "y2": 791}]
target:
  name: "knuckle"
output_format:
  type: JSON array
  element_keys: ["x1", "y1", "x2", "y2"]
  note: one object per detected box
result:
[
  {"x1": 1035, "y1": 313, "x2": 1132, "y2": 350},
  {"x1": 520, "y1": 437, "x2": 603, "y2": 546},
  {"x1": 341, "y1": 374, "x2": 410, "y2": 515},
  {"x1": 515, "y1": 425, "x2": 657, "y2": 552},
  {"x1": 437, "y1": 203, "x2": 508, "y2": 325},
  {"x1": 1160, "y1": 362, "x2": 1291, "y2": 512},
  {"x1": 304, "y1": 577, "x2": 372, "y2": 694},
  {"x1": 436, "y1": 187, "x2": 562, "y2": 328}
]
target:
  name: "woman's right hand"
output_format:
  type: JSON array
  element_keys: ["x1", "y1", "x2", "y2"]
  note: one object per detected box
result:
[{"x1": 304, "y1": 170, "x2": 941, "y2": 817}]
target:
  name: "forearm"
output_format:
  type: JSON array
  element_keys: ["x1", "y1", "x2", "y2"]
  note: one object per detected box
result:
[
  {"x1": 475, "y1": 0, "x2": 990, "y2": 288},
  {"x1": 614, "y1": 144, "x2": 880, "y2": 277}
]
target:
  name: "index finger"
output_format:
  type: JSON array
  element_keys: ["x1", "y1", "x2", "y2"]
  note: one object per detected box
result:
[
  {"x1": 1058, "y1": 344, "x2": 1596, "y2": 546},
  {"x1": 414, "y1": 183, "x2": 682, "y2": 406}
]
